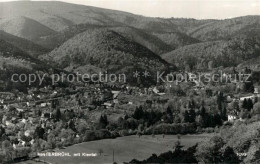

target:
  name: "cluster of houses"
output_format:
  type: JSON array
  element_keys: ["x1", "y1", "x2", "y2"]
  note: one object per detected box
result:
[
  {"x1": 0, "y1": 92, "x2": 16, "y2": 104},
  {"x1": 227, "y1": 87, "x2": 260, "y2": 122},
  {"x1": 0, "y1": 67, "x2": 258, "y2": 161},
  {"x1": 0, "y1": 86, "x2": 68, "y2": 157},
  {"x1": 0, "y1": 83, "x2": 133, "y2": 156}
]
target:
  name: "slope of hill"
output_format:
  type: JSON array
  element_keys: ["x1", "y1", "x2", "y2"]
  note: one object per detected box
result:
[
  {"x1": 0, "y1": 39, "x2": 52, "y2": 73},
  {"x1": 0, "y1": 39, "x2": 62, "y2": 91},
  {"x1": 0, "y1": 1, "x2": 259, "y2": 75},
  {"x1": 168, "y1": 18, "x2": 218, "y2": 33},
  {"x1": 41, "y1": 29, "x2": 171, "y2": 85},
  {"x1": 0, "y1": 1, "x2": 183, "y2": 34},
  {"x1": 162, "y1": 35, "x2": 260, "y2": 70},
  {"x1": 0, "y1": 16, "x2": 56, "y2": 42},
  {"x1": 0, "y1": 30, "x2": 50, "y2": 57},
  {"x1": 0, "y1": 40, "x2": 41, "y2": 90},
  {"x1": 108, "y1": 27, "x2": 173, "y2": 54},
  {"x1": 237, "y1": 29, "x2": 260, "y2": 70},
  {"x1": 36, "y1": 24, "x2": 107, "y2": 49},
  {"x1": 0, "y1": 1, "x2": 122, "y2": 30},
  {"x1": 152, "y1": 31, "x2": 201, "y2": 48},
  {"x1": 189, "y1": 16, "x2": 260, "y2": 41},
  {"x1": 1, "y1": 1, "x2": 259, "y2": 47},
  {"x1": 36, "y1": 24, "x2": 173, "y2": 54},
  {"x1": 238, "y1": 56, "x2": 260, "y2": 70},
  {"x1": 0, "y1": 39, "x2": 36, "y2": 63}
]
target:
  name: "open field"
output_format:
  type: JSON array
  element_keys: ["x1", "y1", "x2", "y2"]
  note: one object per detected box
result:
[{"x1": 34, "y1": 133, "x2": 214, "y2": 164}]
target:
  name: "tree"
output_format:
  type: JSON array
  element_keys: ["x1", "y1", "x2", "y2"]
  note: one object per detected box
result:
[
  {"x1": 254, "y1": 97, "x2": 258, "y2": 104},
  {"x1": 2, "y1": 140, "x2": 13, "y2": 161},
  {"x1": 174, "y1": 115, "x2": 181, "y2": 123},
  {"x1": 133, "y1": 106, "x2": 144, "y2": 120},
  {"x1": 253, "y1": 102, "x2": 260, "y2": 115},
  {"x1": 196, "y1": 136, "x2": 225, "y2": 163},
  {"x1": 68, "y1": 120, "x2": 76, "y2": 131},
  {"x1": 200, "y1": 105, "x2": 206, "y2": 116},
  {"x1": 183, "y1": 110, "x2": 189, "y2": 123},
  {"x1": 32, "y1": 139, "x2": 42, "y2": 152},
  {"x1": 98, "y1": 114, "x2": 109, "y2": 129},
  {"x1": 239, "y1": 109, "x2": 249, "y2": 119},
  {"x1": 0, "y1": 126, "x2": 5, "y2": 137},
  {"x1": 217, "y1": 92, "x2": 225, "y2": 113},
  {"x1": 47, "y1": 133, "x2": 56, "y2": 149},
  {"x1": 130, "y1": 144, "x2": 198, "y2": 163},
  {"x1": 244, "y1": 144, "x2": 260, "y2": 163},
  {"x1": 34, "y1": 126, "x2": 45, "y2": 139},
  {"x1": 242, "y1": 99, "x2": 248, "y2": 109},
  {"x1": 243, "y1": 80, "x2": 254, "y2": 93},
  {"x1": 247, "y1": 99, "x2": 254, "y2": 111},
  {"x1": 64, "y1": 110, "x2": 74, "y2": 121},
  {"x1": 221, "y1": 146, "x2": 240, "y2": 163},
  {"x1": 98, "y1": 149, "x2": 104, "y2": 156},
  {"x1": 51, "y1": 99, "x2": 59, "y2": 109},
  {"x1": 174, "y1": 140, "x2": 183, "y2": 153},
  {"x1": 208, "y1": 61, "x2": 214, "y2": 70},
  {"x1": 221, "y1": 107, "x2": 227, "y2": 120},
  {"x1": 166, "y1": 106, "x2": 173, "y2": 116},
  {"x1": 196, "y1": 115, "x2": 204, "y2": 127},
  {"x1": 177, "y1": 134, "x2": 181, "y2": 140},
  {"x1": 183, "y1": 109, "x2": 196, "y2": 123},
  {"x1": 55, "y1": 108, "x2": 61, "y2": 121},
  {"x1": 189, "y1": 109, "x2": 196, "y2": 123},
  {"x1": 138, "y1": 124, "x2": 144, "y2": 133},
  {"x1": 230, "y1": 100, "x2": 239, "y2": 112}
]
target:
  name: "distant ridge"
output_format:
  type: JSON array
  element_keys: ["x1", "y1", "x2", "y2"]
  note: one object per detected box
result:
[
  {"x1": 0, "y1": 16, "x2": 56, "y2": 41},
  {"x1": 0, "y1": 1, "x2": 259, "y2": 74}
]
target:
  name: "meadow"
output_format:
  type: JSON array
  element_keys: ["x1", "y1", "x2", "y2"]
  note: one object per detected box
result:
[{"x1": 35, "y1": 133, "x2": 213, "y2": 164}]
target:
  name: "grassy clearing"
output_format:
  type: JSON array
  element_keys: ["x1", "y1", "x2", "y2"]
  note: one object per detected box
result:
[{"x1": 38, "y1": 133, "x2": 213, "y2": 164}]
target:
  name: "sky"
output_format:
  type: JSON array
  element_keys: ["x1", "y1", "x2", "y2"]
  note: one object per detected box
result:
[{"x1": 0, "y1": 0, "x2": 260, "y2": 19}]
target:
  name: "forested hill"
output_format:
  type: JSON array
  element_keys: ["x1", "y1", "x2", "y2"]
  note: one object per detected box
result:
[
  {"x1": 0, "y1": 30, "x2": 49, "y2": 57},
  {"x1": 0, "y1": 1, "x2": 259, "y2": 78},
  {"x1": 162, "y1": 35, "x2": 260, "y2": 71},
  {"x1": 41, "y1": 29, "x2": 172, "y2": 85}
]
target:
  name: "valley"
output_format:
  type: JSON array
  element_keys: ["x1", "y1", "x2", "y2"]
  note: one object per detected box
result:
[{"x1": 0, "y1": 1, "x2": 260, "y2": 164}]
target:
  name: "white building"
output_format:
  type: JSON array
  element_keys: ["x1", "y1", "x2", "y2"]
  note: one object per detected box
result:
[
  {"x1": 240, "y1": 95, "x2": 255, "y2": 101},
  {"x1": 254, "y1": 87, "x2": 260, "y2": 97},
  {"x1": 228, "y1": 115, "x2": 238, "y2": 122}
]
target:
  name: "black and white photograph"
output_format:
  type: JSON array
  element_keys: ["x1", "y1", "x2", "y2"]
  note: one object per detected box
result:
[{"x1": 0, "y1": 0, "x2": 260, "y2": 163}]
